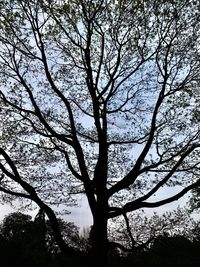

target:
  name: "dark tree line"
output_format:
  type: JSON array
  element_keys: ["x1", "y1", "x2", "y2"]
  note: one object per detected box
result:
[
  {"x1": 0, "y1": 209, "x2": 200, "y2": 267},
  {"x1": 0, "y1": 211, "x2": 85, "y2": 266}
]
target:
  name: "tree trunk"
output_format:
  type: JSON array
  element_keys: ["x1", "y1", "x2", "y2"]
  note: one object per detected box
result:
[{"x1": 90, "y1": 206, "x2": 108, "y2": 267}]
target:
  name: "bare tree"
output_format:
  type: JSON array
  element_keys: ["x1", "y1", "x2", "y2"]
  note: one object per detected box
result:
[{"x1": 0, "y1": 0, "x2": 199, "y2": 266}]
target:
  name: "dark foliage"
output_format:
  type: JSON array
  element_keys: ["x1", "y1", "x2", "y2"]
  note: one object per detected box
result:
[
  {"x1": 117, "y1": 235, "x2": 200, "y2": 267},
  {"x1": 1, "y1": 211, "x2": 200, "y2": 267},
  {"x1": 0, "y1": 211, "x2": 87, "y2": 266}
]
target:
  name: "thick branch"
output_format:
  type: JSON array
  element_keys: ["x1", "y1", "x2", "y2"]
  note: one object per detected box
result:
[{"x1": 108, "y1": 179, "x2": 200, "y2": 218}]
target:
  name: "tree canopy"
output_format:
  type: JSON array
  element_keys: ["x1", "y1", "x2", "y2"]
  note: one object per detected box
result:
[{"x1": 0, "y1": 0, "x2": 199, "y2": 266}]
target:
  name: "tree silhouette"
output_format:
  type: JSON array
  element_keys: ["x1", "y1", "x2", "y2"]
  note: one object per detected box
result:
[
  {"x1": 1, "y1": 212, "x2": 32, "y2": 241},
  {"x1": 0, "y1": 212, "x2": 47, "y2": 266},
  {"x1": 147, "y1": 235, "x2": 200, "y2": 267},
  {"x1": 0, "y1": 1, "x2": 199, "y2": 266},
  {"x1": 0, "y1": 211, "x2": 84, "y2": 266}
]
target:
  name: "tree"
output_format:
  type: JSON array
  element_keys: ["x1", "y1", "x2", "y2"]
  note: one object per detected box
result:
[
  {"x1": 0, "y1": 0, "x2": 199, "y2": 266},
  {"x1": 1, "y1": 212, "x2": 32, "y2": 241},
  {"x1": 0, "y1": 212, "x2": 47, "y2": 266},
  {"x1": 0, "y1": 211, "x2": 82, "y2": 266}
]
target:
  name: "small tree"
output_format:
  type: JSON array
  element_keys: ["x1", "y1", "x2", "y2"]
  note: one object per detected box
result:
[
  {"x1": 0, "y1": 212, "x2": 47, "y2": 265},
  {"x1": 1, "y1": 212, "x2": 32, "y2": 243},
  {"x1": 0, "y1": 1, "x2": 199, "y2": 266}
]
